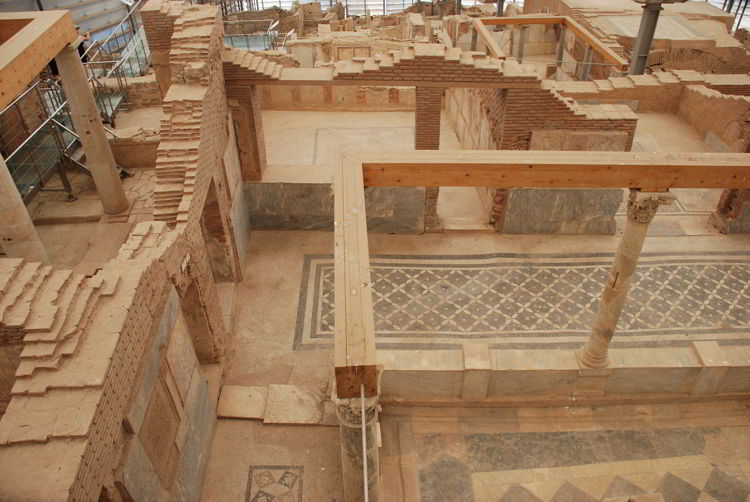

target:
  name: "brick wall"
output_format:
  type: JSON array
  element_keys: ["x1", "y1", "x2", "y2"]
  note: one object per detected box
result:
[{"x1": 415, "y1": 86, "x2": 443, "y2": 150}]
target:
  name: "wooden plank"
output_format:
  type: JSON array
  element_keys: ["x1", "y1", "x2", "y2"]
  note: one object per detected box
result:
[
  {"x1": 357, "y1": 151, "x2": 750, "y2": 191},
  {"x1": 334, "y1": 154, "x2": 378, "y2": 399},
  {"x1": 0, "y1": 11, "x2": 76, "y2": 109},
  {"x1": 563, "y1": 16, "x2": 628, "y2": 71},
  {"x1": 480, "y1": 16, "x2": 628, "y2": 70},
  {"x1": 472, "y1": 18, "x2": 506, "y2": 59}
]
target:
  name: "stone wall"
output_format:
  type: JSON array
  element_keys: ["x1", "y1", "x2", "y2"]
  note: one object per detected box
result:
[
  {"x1": 124, "y1": 73, "x2": 163, "y2": 106},
  {"x1": 0, "y1": 3, "x2": 248, "y2": 500},
  {"x1": 677, "y1": 85, "x2": 750, "y2": 154},
  {"x1": 118, "y1": 287, "x2": 217, "y2": 502},
  {"x1": 244, "y1": 183, "x2": 426, "y2": 233},
  {"x1": 109, "y1": 128, "x2": 160, "y2": 169}
]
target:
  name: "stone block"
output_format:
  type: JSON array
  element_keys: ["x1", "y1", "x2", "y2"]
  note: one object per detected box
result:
[
  {"x1": 217, "y1": 385, "x2": 268, "y2": 419},
  {"x1": 124, "y1": 287, "x2": 180, "y2": 434},
  {"x1": 244, "y1": 183, "x2": 425, "y2": 233},
  {"x1": 169, "y1": 368, "x2": 215, "y2": 502},
  {"x1": 502, "y1": 188, "x2": 622, "y2": 235},
  {"x1": 461, "y1": 344, "x2": 490, "y2": 401},
  {"x1": 263, "y1": 384, "x2": 323, "y2": 425},
  {"x1": 120, "y1": 438, "x2": 165, "y2": 502},
  {"x1": 166, "y1": 314, "x2": 199, "y2": 403}
]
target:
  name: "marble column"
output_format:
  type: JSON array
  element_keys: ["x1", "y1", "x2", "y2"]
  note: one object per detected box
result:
[
  {"x1": 337, "y1": 393, "x2": 379, "y2": 502},
  {"x1": 0, "y1": 156, "x2": 48, "y2": 263},
  {"x1": 579, "y1": 189, "x2": 676, "y2": 368},
  {"x1": 55, "y1": 45, "x2": 129, "y2": 214}
]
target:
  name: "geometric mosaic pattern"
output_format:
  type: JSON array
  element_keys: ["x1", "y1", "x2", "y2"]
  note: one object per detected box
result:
[
  {"x1": 415, "y1": 427, "x2": 750, "y2": 502},
  {"x1": 245, "y1": 465, "x2": 303, "y2": 502},
  {"x1": 489, "y1": 469, "x2": 750, "y2": 502},
  {"x1": 294, "y1": 252, "x2": 750, "y2": 350}
]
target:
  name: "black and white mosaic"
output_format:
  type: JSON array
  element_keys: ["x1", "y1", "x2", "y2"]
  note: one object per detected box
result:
[
  {"x1": 245, "y1": 465, "x2": 303, "y2": 502},
  {"x1": 294, "y1": 252, "x2": 750, "y2": 350}
]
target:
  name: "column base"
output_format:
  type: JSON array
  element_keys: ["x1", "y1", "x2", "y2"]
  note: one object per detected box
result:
[{"x1": 577, "y1": 348, "x2": 609, "y2": 369}]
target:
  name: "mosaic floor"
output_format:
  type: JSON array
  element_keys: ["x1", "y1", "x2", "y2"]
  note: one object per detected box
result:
[
  {"x1": 246, "y1": 465, "x2": 303, "y2": 502},
  {"x1": 295, "y1": 251, "x2": 750, "y2": 350},
  {"x1": 381, "y1": 401, "x2": 750, "y2": 502}
]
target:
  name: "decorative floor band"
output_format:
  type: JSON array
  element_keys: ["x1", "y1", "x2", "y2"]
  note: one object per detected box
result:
[{"x1": 294, "y1": 252, "x2": 750, "y2": 351}]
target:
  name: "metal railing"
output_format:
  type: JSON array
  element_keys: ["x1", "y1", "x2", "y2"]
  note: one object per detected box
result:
[
  {"x1": 224, "y1": 19, "x2": 279, "y2": 49},
  {"x1": 1, "y1": 80, "x2": 78, "y2": 201},
  {"x1": 0, "y1": 0, "x2": 150, "y2": 202}
]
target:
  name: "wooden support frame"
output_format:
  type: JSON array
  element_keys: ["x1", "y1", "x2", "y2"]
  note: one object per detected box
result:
[
  {"x1": 333, "y1": 150, "x2": 750, "y2": 396},
  {"x1": 0, "y1": 11, "x2": 76, "y2": 110},
  {"x1": 472, "y1": 18, "x2": 506, "y2": 59},
  {"x1": 480, "y1": 15, "x2": 629, "y2": 71}
]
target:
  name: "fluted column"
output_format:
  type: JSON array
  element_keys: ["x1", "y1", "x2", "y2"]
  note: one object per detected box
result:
[{"x1": 579, "y1": 189, "x2": 676, "y2": 367}]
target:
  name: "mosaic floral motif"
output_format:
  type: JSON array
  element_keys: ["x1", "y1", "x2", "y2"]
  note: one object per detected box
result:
[{"x1": 246, "y1": 466, "x2": 303, "y2": 502}]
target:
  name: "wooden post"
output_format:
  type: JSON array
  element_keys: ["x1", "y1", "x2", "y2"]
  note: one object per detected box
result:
[
  {"x1": 334, "y1": 155, "x2": 380, "y2": 501},
  {"x1": 579, "y1": 189, "x2": 676, "y2": 368},
  {"x1": 55, "y1": 45, "x2": 128, "y2": 214},
  {"x1": 0, "y1": 156, "x2": 48, "y2": 263}
]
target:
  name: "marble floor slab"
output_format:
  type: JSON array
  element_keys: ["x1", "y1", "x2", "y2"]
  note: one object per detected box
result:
[{"x1": 295, "y1": 251, "x2": 750, "y2": 350}]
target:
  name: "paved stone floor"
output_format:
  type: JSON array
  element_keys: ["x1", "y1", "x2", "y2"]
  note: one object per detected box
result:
[{"x1": 381, "y1": 400, "x2": 750, "y2": 502}]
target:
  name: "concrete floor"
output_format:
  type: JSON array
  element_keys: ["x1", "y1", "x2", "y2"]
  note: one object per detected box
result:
[{"x1": 114, "y1": 106, "x2": 164, "y2": 131}]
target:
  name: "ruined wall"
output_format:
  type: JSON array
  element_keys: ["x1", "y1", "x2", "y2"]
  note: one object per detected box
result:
[
  {"x1": 109, "y1": 128, "x2": 160, "y2": 169},
  {"x1": 260, "y1": 84, "x2": 415, "y2": 111},
  {"x1": 0, "y1": 4, "x2": 245, "y2": 501},
  {"x1": 677, "y1": 85, "x2": 750, "y2": 153}
]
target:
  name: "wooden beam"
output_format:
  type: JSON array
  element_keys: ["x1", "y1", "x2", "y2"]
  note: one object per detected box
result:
[
  {"x1": 481, "y1": 15, "x2": 565, "y2": 26},
  {"x1": 358, "y1": 151, "x2": 750, "y2": 192},
  {"x1": 472, "y1": 18, "x2": 506, "y2": 59},
  {"x1": 480, "y1": 15, "x2": 628, "y2": 70},
  {"x1": 0, "y1": 11, "x2": 76, "y2": 110},
  {"x1": 334, "y1": 154, "x2": 378, "y2": 399}
]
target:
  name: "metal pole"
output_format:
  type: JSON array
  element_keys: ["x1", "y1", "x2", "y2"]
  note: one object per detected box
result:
[
  {"x1": 733, "y1": 0, "x2": 744, "y2": 29},
  {"x1": 496, "y1": 0, "x2": 503, "y2": 16},
  {"x1": 738, "y1": 0, "x2": 748, "y2": 31},
  {"x1": 628, "y1": 0, "x2": 663, "y2": 75},
  {"x1": 455, "y1": 0, "x2": 460, "y2": 15},
  {"x1": 360, "y1": 386, "x2": 369, "y2": 502}
]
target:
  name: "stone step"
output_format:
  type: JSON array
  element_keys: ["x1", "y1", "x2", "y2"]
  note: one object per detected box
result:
[
  {"x1": 217, "y1": 384, "x2": 336, "y2": 426},
  {"x1": 0, "y1": 262, "x2": 43, "y2": 325}
]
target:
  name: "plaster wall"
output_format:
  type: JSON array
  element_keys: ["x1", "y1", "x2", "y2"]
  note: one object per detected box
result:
[{"x1": 259, "y1": 84, "x2": 415, "y2": 111}]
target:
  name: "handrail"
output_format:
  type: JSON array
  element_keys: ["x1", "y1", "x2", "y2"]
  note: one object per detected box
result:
[
  {"x1": 0, "y1": 80, "x2": 44, "y2": 117},
  {"x1": 5, "y1": 101, "x2": 69, "y2": 162}
]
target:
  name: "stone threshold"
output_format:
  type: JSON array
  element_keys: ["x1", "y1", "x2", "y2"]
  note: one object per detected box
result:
[{"x1": 379, "y1": 341, "x2": 750, "y2": 405}]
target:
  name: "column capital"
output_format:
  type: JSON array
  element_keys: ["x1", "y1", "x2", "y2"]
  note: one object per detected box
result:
[
  {"x1": 335, "y1": 395, "x2": 379, "y2": 429},
  {"x1": 626, "y1": 189, "x2": 677, "y2": 223}
]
